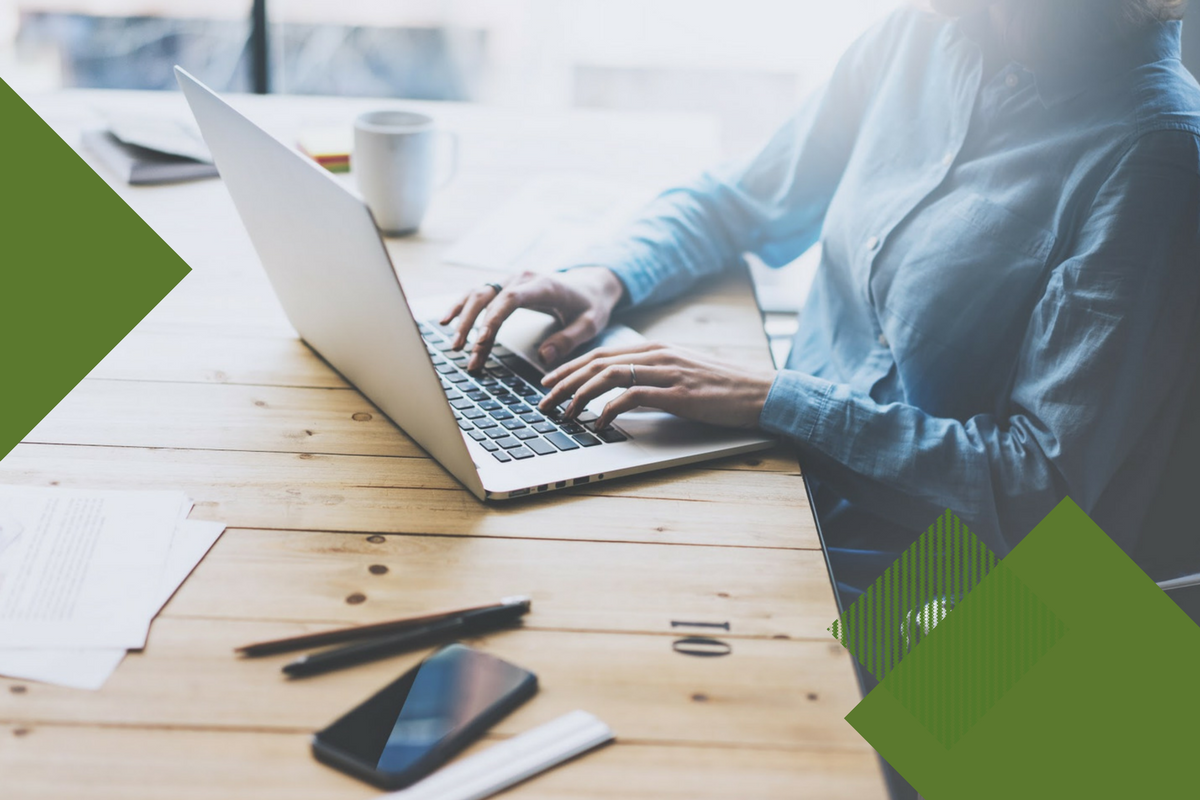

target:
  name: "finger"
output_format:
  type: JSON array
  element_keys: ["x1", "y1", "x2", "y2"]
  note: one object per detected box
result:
[
  {"x1": 538, "y1": 352, "x2": 668, "y2": 414},
  {"x1": 452, "y1": 286, "x2": 500, "y2": 350},
  {"x1": 542, "y1": 341, "x2": 664, "y2": 387},
  {"x1": 538, "y1": 354, "x2": 643, "y2": 412},
  {"x1": 467, "y1": 281, "x2": 550, "y2": 371},
  {"x1": 596, "y1": 386, "x2": 674, "y2": 429},
  {"x1": 537, "y1": 312, "x2": 602, "y2": 368},
  {"x1": 537, "y1": 357, "x2": 617, "y2": 413},
  {"x1": 565, "y1": 364, "x2": 675, "y2": 419},
  {"x1": 439, "y1": 296, "x2": 467, "y2": 326}
]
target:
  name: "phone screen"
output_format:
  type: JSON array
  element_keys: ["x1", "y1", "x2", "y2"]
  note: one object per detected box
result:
[{"x1": 315, "y1": 644, "x2": 536, "y2": 782}]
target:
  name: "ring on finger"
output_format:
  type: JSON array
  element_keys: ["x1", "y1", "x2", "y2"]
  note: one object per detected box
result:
[
  {"x1": 628, "y1": 364, "x2": 637, "y2": 387},
  {"x1": 483, "y1": 282, "x2": 503, "y2": 296}
]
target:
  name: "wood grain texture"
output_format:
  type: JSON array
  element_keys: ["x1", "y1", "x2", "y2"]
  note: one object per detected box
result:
[
  {"x1": 4, "y1": 88, "x2": 883, "y2": 798},
  {"x1": 27, "y1": 379, "x2": 799, "y2": 474},
  {"x1": 0, "y1": 725, "x2": 887, "y2": 800},
  {"x1": 0, "y1": 618, "x2": 867, "y2": 752},
  {"x1": 159, "y1": 528, "x2": 840, "y2": 639},
  {"x1": 0, "y1": 444, "x2": 818, "y2": 549},
  {"x1": 89, "y1": 327, "x2": 774, "y2": 389}
]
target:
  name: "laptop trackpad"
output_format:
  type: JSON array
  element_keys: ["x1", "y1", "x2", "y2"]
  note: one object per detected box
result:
[{"x1": 496, "y1": 309, "x2": 644, "y2": 367}]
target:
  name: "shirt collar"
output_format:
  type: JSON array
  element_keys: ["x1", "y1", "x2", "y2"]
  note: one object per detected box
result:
[
  {"x1": 1034, "y1": 20, "x2": 1182, "y2": 108},
  {"x1": 955, "y1": 14, "x2": 1182, "y2": 109}
]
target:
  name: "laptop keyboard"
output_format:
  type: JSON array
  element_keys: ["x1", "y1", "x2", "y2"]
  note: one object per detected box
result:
[{"x1": 418, "y1": 320, "x2": 629, "y2": 464}]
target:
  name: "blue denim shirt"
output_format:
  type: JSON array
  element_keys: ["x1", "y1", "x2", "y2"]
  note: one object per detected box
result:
[{"x1": 575, "y1": 10, "x2": 1200, "y2": 555}]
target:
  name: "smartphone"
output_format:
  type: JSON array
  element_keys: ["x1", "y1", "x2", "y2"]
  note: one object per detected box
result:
[{"x1": 311, "y1": 644, "x2": 538, "y2": 789}]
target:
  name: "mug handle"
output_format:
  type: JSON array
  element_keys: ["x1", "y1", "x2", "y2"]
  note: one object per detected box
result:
[{"x1": 437, "y1": 130, "x2": 459, "y2": 190}]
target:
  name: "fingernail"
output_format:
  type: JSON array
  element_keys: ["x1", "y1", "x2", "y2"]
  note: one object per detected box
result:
[{"x1": 540, "y1": 344, "x2": 557, "y2": 364}]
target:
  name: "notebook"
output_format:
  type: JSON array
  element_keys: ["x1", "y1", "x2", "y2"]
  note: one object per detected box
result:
[{"x1": 82, "y1": 117, "x2": 218, "y2": 185}]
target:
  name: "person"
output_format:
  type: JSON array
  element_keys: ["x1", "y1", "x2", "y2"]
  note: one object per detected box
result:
[{"x1": 442, "y1": 0, "x2": 1200, "y2": 574}]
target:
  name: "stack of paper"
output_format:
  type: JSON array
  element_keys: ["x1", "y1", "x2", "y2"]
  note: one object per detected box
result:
[
  {"x1": 0, "y1": 486, "x2": 225, "y2": 690},
  {"x1": 298, "y1": 127, "x2": 352, "y2": 173}
]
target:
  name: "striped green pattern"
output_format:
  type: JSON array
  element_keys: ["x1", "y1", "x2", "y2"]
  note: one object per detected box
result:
[
  {"x1": 829, "y1": 510, "x2": 997, "y2": 682},
  {"x1": 884, "y1": 562, "x2": 1067, "y2": 748}
]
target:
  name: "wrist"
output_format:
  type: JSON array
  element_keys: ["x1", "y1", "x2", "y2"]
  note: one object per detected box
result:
[
  {"x1": 570, "y1": 266, "x2": 626, "y2": 313},
  {"x1": 750, "y1": 370, "x2": 778, "y2": 426}
]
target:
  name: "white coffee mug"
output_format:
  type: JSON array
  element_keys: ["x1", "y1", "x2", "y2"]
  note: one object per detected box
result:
[{"x1": 353, "y1": 110, "x2": 457, "y2": 236}]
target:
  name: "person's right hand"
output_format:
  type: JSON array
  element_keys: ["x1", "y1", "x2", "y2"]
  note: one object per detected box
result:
[{"x1": 440, "y1": 267, "x2": 627, "y2": 372}]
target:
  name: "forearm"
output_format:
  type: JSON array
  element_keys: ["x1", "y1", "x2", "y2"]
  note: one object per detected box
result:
[
  {"x1": 760, "y1": 370, "x2": 1065, "y2": 556},
  {"x1": 570, "y1": 175, "x2": 754, "y2": 310},
  {"x1": 565, "y1": 13, "x2": 902, "y2": 311}
]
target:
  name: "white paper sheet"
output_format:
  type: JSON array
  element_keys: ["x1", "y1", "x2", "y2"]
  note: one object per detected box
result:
[
  {"x1": 0, "y1": 487, "x2": 188, "y2": 648},
  {"x1": 0, "y1": 648, "x2": 126, "y2": 691},
  {"x1": 441, "y1": 173, "x2": 658, "y2": 274},
  {"x1": 0, "y1": 518, "x2": 226, "y2": 690}
]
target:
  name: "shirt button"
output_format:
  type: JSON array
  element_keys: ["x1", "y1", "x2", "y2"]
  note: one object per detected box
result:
[
  {"x1": 1005, "y1": 73, "x2": 1020, "y2": 89},
  {"x1": 942, "y1": 151, "x2": 954, "y2": 167},
  {"x1": 865, "y1": 235, "x2": 880, "y2": 251},
  {"x1": 878, "y1": 333, "x2": 889, "y2": 348}
]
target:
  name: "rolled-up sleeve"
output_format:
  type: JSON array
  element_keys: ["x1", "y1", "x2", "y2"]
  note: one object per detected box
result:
[
  {"x1": 760, "y1": 130, "x2": 1200, "y2": 555},
  {"x1": 568, "y1": 11, "x2": 906, "y2": 308}
]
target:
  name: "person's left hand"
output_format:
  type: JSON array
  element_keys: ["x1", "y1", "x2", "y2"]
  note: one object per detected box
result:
[{"x1": 537, "y1": 342, "x2": 777, "y2": 430}]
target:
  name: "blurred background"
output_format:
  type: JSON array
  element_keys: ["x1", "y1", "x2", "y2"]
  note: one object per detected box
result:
[
  {"x1": 4, "y1": 0, "x2": 1195, "y2": 360},
  {"x1": 0, "y1": 0, "x2": 917, "y2": 158}
]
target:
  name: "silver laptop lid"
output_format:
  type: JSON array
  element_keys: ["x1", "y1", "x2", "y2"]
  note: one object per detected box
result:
[{"x1": 174, "y1": 67, "x2": 484, "y2": 498}]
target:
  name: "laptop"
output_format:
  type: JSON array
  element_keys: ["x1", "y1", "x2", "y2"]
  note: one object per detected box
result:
[{"x1": 175, "y1": 67, "x2": 774, "y2": 500}]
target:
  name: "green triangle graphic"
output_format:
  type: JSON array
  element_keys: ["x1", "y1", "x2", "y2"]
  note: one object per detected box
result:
[{"x1": 0, "y1": 78, "x2": 191, "y2": 460}]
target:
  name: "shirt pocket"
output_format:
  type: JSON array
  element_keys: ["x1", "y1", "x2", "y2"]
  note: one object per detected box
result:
[{"x1": 949, "y1": 192, "x2": 1056, "y2": 265}]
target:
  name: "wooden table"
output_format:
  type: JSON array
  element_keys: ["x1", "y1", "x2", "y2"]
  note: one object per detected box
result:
[{"x1": 0, "y1": 89, "x2": 886, "y2": 799}]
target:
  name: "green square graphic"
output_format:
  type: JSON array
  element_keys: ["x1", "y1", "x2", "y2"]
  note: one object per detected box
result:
[
  {"x1": 882, "y1": 561, "x2": 1066, "y2": 749},
  {"x1": 847, "y1": 499, "x2": 1200, "y2": 798}
]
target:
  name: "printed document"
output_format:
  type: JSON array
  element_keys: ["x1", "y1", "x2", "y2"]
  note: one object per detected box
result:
[
  {"x1": 0, "y1": 517, "x2": 225, "y2": 690},
  {"x1": 0, "y1": 487, "x2": 188, "y2": 648}
]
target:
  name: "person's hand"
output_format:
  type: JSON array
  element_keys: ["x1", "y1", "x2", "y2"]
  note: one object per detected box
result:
[
  {"x1": 537, "y1": 342, "x2": 777, "y2": 430},
  {"x1": 440, "y1": 267, "x2": 626, "y2": 372}
]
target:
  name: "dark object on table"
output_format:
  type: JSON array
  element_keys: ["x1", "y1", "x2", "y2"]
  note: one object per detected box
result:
[
  {"x1": 312, "y1": 644, "x2": 538, "y2": 789},
  {"x1": 82, "y1": 124, "x2": 217, "y2": 185}
]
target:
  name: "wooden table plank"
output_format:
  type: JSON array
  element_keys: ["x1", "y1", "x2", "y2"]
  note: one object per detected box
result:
[
  {"x1": 0, "y1": 444, "x2": 818, "y2": 549},
  {"x1": 88, "y1": 327, "x2": 773, "y2": 390},
  {"x1": 27, "y1": 379, "x2": 799, "y2": 475},
  {"x1": 91, "y1": 329, "x2": 351, "y2": 389},
  {"x1": 0, "y1": 724, "x2": 887, "y2": 800},
  {"x1": 0, "y1": 619, "x2": 868, "y2": 752},
  {"x1": 160, "y1": 528, "x2": 840, "y2": 640}
]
